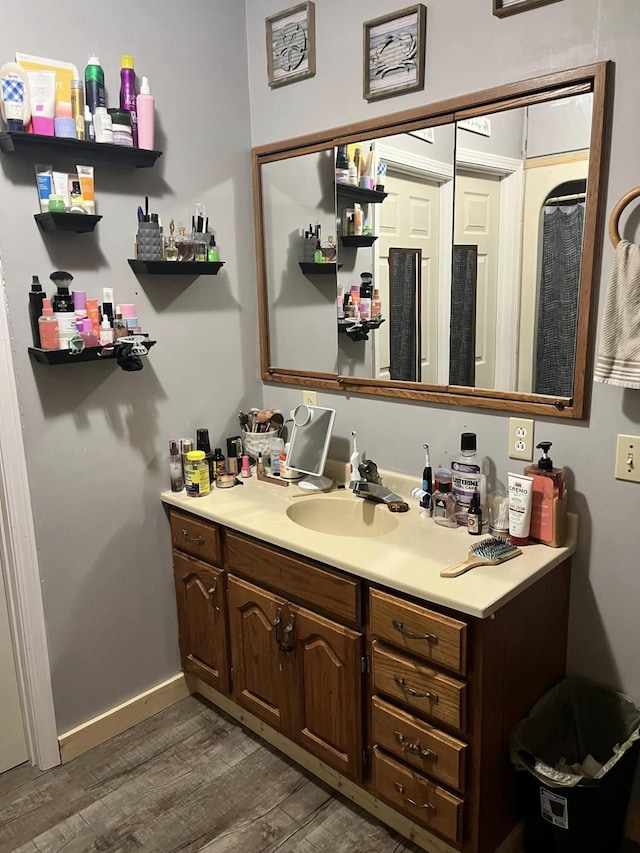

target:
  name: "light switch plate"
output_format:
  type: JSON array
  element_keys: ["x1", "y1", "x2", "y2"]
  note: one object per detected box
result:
[
  {"x1": 508, "y1": 417, "x2": 535, "y2": 461},
  {"x1": 302, "y1": 389, "x2": 317, "y2": 407},
  {"x1": 615, "y1": 435, "x2": 640, "y2": 483}
]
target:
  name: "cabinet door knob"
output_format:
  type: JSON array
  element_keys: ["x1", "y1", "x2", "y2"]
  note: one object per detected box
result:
[
  {"x1": 394, "y1": 782, "x2": 435, "y2": 812},
  {"x1": 181, "y1": 529, "x2": 205, "y2": 546},
  {"x1": 392, "y1": 620, "x2": 437, "y2": 643},
  {"x1": 393, "y1": 731, "x2": 437, "y2": 761},
  {"x1": 393, "y1": 676, "x2": 438, "y2": 703}
]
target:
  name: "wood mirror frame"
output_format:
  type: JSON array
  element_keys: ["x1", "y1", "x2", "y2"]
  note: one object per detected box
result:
[{"x1": 252, "y1": 62, "x2": 611, "y2": 419}]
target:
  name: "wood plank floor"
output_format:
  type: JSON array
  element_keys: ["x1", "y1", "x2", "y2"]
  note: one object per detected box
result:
[
  {"x1": 1, "y1": 695, "x2": 419, "y2": 853},
  {"x1": 2, "y1": 694, "x2": 639, "y2": 853}
]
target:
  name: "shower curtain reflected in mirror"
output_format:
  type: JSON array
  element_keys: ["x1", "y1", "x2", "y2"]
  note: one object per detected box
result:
[
  {"x1": 534, "y1": 202, "x2": 585, "y2": 397},
  {"x1": 388, "y1": 248, "x2": 421, "y2": 382},
  {"x1": 449, "y1": 245, "x2": 478, "y2": 387}
]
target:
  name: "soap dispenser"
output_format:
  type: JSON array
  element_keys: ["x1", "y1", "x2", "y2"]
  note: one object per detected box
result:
[{"x1": 524, "y1": 441, "x2": 567, "y2": 547}]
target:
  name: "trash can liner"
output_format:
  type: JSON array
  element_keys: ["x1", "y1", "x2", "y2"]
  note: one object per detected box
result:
[{"x1": 510, "y1": 678, "x2": 640, "y2": 788}]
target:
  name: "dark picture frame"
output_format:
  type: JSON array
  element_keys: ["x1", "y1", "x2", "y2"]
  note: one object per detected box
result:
[
  {"x1": 363, "y1": 4, "x2": 427, "y2": 102},
  {"x1": 266, "y1": 2, "x2": 316, "y2": 89},
  {"x1": 493, "y1": 0, "x2": 563, "y2": 18}
]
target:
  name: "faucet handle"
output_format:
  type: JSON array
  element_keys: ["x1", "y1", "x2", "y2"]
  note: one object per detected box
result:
[{"x1": 358, "y1": 459, "x2": 382, "y2": 484}]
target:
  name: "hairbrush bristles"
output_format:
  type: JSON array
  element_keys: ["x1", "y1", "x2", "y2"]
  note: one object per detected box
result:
[{"x1": 469, "y1": 536, "x2": 518, "y2": 560}]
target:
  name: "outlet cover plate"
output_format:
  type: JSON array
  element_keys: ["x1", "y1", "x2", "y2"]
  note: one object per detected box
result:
[
  {"x1": 302, "y1": 389, "x2": 317, "y2": 407},
  {"x1": 509, "y1": 417, "x2": 535, "y2": 461},
  {"x1": 615, "y1": 435, "x2": 640, "y2": 483}
]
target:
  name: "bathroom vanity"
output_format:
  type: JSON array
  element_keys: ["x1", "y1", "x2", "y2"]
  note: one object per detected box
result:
[{"x1": 162, "y1": 474, "x2": 575, "y2": 853}]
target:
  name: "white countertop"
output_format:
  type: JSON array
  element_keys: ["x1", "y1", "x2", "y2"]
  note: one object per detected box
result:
[{"x1": 161, "y1": 468, "x2": 577, "y2": 619}]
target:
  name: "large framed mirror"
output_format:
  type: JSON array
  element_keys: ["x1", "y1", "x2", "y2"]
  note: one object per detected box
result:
[{"x1": 253, "y1": 62, "x2": 611, "y2": 418}]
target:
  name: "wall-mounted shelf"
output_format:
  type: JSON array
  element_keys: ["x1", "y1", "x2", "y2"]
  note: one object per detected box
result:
[
  {"x1": 128, "y1": 259, "x2": 225, "y2": 275},
  {"x1": 340, "y1": 235, "x2": 378, "y2": 248},
  {"x1": 337, "y1": 184, "x2": 387, "y2": 205},
  {"x1": 0, "y1": 132, "x2": 162, "y2": 168},
  {"x1": 28, "y1": 340, "x2": 156, "y2": 366},
  {"x1": 35, "y1": 212, "x2": 102, "y2": 233},
  {"x1": 299, "y1": 262, "x2": 342, "y2": 275},
  {"x1": 338, "y1": 318, "x2": 385, "y2": 341}
]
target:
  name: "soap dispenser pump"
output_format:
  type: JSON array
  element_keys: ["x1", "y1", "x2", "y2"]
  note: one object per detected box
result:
[{"x1": 524, "y1": 441, "x2": 567, "y2": 547}]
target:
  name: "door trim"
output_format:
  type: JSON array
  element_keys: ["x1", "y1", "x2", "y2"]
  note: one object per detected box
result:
[{"x1": 0, "y1": 254, "x2": 59, "y2": 770}]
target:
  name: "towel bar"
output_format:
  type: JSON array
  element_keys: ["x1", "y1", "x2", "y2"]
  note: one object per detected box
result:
[{"x1": 609, "y1": 186, "x2": 640, "y2": 247}]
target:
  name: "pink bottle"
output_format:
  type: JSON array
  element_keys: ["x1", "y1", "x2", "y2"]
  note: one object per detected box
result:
[
  {"x1": 136, "y1": 76, "x2": 154, "y2": 150},
  {"x1": 38, "y1": 298, "x2": 60, "y2": 350},
  {"x1": 80, "y1": 318, "x2": 99, "y2": 347}
]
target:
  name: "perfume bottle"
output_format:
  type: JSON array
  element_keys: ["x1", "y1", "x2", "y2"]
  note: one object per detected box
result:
[
  {"x1": 175, "y1": 226, "x2": 195, "y2": 261},
  {"x1": 164, "y1": 219, "x2": 179, "y2": 261}
]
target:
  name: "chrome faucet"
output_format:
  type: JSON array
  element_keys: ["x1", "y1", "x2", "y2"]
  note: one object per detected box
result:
[{"x1": 350, "y1": 460, "x2": 409, "y2": 512}]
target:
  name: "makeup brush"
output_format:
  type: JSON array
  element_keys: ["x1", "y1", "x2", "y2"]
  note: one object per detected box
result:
[{"x1": 440, "y1": 537, "x2": 521, "y2": 578}]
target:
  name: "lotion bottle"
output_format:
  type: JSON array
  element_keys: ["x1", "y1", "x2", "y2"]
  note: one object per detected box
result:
[
  {"x1": 524, "y1": 441, "x2": 567, "y2": 547},
  {"x1": 136, "y1": 76, "x2": 155, "y2": 150},
  {"x1": 38, "y1": 298, "x2": 59, "y2": 350}
]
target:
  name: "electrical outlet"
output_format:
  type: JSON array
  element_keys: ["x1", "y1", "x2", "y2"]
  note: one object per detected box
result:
[
  {"x1": 615, "y1": 435, "x2": 640, "y2": 483},
  {"x1": 302, "y1": 389, "x2": 317, "y2": 407},
  {"x1": 508, "y1": 417, "x2": 535, "y2": 461}
]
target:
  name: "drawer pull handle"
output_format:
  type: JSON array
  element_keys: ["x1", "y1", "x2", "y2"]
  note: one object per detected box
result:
[
  {"x1": 393, "y1": 676, "x2": 439, "y2": 703},
  {"x1": 207, "y1": 582, "x2": 220, "y2": 612},
  {"x1": 181, "y1": 529, "x2": 206, "y2": 546},
  {"x1": 392, "y1": 620, "x2": 437, "y2": 643},
  {"x1": 280, "y1": 613, "x2": 296, "y2": 652},
  {"x1": 394, "y1": 782, "x2": 435, "y2": 812},
  {"x1": 393, "y1": 731, "x2": 437, "y2": 761}
]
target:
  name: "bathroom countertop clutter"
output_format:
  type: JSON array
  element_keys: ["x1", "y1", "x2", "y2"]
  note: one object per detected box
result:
[{"x1": 161, "y1": 466, "x2": 577, "y2": 619}]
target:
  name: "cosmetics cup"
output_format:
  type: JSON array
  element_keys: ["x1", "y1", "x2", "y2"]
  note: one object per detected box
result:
[
  {"x1": 54, "y1": 117, "x2": 77, "y2": 139},
  {"x1": 359, "y1": 176, "x2": 373, "y2": 190}
]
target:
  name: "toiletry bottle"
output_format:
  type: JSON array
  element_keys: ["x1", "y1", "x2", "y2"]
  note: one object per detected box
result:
[
  {"x1": 452, "y1": 432, "x2": 481, "y2": 526},
  {"x1": 169, "y1": 440, "x2": 184, "y2": 492},
  {"x1": 136, "y1": 76, "x2": 155, "y2": 151},
  {"x1": 257, "y1": 453, "x2": 266, "y2": 477},
  {"x1": 467, "y1": 491, "x2": 482, "y2": 535},
  {"x1": 84, "y1": 56, "x2": 105, "y2": 115},
  {"x1": 70, "y1": 80, "x2": 85, "y2": 140},
  {"x1": 73, "y1": 290, "x2": 87, "y2": 326},
  {"x1": 372, "y1": 289, "x2": 382, "y2": 318},
  {"x1": 241, "y1": 455, "x2": 252, "y2": 478},
  {"x1": 180, "y1": 439, "x2": 193, "y2": 481},
  {"x1": 119, "y1": 55, "x2": 138, "y2": 146},
  {"x1": 348, "y1": 158, "x2": 358, "y2": 186},
  {"x1": 213, "y1": 447, "x2": 226, "y2": 479},
  {"x1": 185, "y1": 450, "x2": 210, "y2": 497},
  {"x1": 207, "y1": 235, "x2": 218, "y2": 262},
  {"x1": 314, "y1": 240, "x2": 323, "y2": 264},
  {"x1": 50, "y1": 272, "x2": 77, "y2": 350},
  {"x1": 270, "y1": 436, "x2": 284, "y2": 475},
  {"x1": 432, "y1": 479, "x2": 458, "y2": 528},
  {"x1": 113, "y1": 313, "x2": 128, "y2": 340},
  {"x1": 524, "y1": 441, "x2": 567, "y2": 547},
  {"x1": 93, "y1": 107, "x2": 113, "y2": 144},
  {"x1": 79, "y1": 318, "x2": 98, "y2": 347},
  {"x1": 335, "y1": 145, "x2": 349, "y2": 184},
  {"x1": 359, "y1": 272, "x2": 372, "y2": 320},
  {"x1": 28, "y1": 275, "x2": 46, "y2": 348},
  {"x1": 196, "y1": 428, "x2": 214, "y2": 483},
  {"x1": 350, "y1": 431, "x2": 361, "y2": 482},
  {"x1": 84, "y1": 105, "x2": 95, "y2": 142},
  {"x1": 86, "y1": 299, "x2": 101, "y2": 335},
  {"x1": 38, "y1": 298, "x2": 59, "y2": 350},
  {"x1": 99, "y1": 314, "x2": 114, "y2": 345}
]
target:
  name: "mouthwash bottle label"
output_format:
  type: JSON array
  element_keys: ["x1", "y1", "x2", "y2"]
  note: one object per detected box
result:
[{"x1": 451, "y1": 461, "x2": 480, "y2": 526}]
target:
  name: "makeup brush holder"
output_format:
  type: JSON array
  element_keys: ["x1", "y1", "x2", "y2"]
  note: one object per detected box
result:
[
  {"x1": 242, "y1": 428, "x2": 280, "y2": 459},
  {"x1": 136, "y1": 221, "x2": 163, "y2": 261}
]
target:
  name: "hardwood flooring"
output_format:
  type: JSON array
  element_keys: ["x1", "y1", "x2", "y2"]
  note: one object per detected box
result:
[
  {"x1": 2, "y1": 694, "x2": 639, "y2": 853},
  {"x1": 1, "y1": 695, "x2": 419, "y2": 853}
]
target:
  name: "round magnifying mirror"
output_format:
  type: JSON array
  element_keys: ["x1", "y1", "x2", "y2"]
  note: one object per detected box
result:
[{"x1": 293, "y1": 404, "x2": 313, "y2": 427}]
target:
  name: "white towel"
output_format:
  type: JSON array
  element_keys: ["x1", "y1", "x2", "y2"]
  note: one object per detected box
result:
[{"x1": 594, "y1": 240, "x2": 640, "y2": 389}]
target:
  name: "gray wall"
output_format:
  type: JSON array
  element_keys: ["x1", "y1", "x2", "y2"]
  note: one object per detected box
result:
[
  {"x1": 247, "y1": 0, "x2": 640, "y2": 703},
  {"x1": 1, "y1": 0, "x2": 258, "y2": 731}
]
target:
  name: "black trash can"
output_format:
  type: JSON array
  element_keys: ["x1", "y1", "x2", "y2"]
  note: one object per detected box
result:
[{"x1": 510, "y1": 678, "x2": 640, "y2": 853}]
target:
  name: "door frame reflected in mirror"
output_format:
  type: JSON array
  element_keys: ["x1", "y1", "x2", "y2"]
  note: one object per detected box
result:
[{"x1": 252, "y1": 62, "x2": 612, "y2": 419}]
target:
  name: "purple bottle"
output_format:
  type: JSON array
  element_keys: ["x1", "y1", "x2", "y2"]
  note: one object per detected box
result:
[{"x1": 119, "y1": 54, "x2": 138, "y2": 146}]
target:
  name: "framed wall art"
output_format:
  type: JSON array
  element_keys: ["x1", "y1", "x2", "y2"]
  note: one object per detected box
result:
[
  {"x1": 493, "y1": 0, "x2": 563, "y2": 18},
  {"x1": 266, "y1": 2, "x2": 316, "y2": 89},
  {"x1": 363, "y1": 4, "x2": 427, "y2": 102}
]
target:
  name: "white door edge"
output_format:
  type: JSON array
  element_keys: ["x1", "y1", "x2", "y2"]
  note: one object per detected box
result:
[{"x1": 0, "y1": 253, "x2": 59, "y2": 770}]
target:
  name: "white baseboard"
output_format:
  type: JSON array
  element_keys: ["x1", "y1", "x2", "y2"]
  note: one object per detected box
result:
[{"x1": 58, "y1": 674, "x2": 190, "y2": 763}]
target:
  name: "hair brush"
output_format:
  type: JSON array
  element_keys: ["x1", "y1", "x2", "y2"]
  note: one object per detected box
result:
[{"x1": 440, "y1": 536, "x2": 522, "y2": 578}]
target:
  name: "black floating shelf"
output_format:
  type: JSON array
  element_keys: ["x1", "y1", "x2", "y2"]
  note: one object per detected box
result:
[
  {"x1": 299, "y1": 262, "x2": 342, "y2": 275},
  {"x1": 340, "y1": 235, "x2": 378, "y2": 248},
  {"x1": 337, "y1": 184, "x2": 387, "y2": 205},
  {"x1": 338, "y1": 318, "x2": 385, "y2": 334},
  {"x1": 128, "y1": 259, "x2": 225, "y2": 275},
  {"x1": 35, "y1": 212, "x2": 102, "y2": 233},
  {"x1": 28, "y1": 340, "x2": 156, "y2": 366},
  {"x1": 0, "y1": 131, "x2": 162, "y2": 168}
]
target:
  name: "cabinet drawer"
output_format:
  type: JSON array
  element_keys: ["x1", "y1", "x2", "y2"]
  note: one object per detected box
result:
[
  {"x1": 372, "y1": 642, "x2": 466, "y2": 731},
  {"x1": 170, "y1": 511, "x2": 222, "y2": 565},
  {"x1": 371, "y1": 696, "x2": 467, "y2": 792},
  {"x1": 370, "y1": 588, "x2": 467, "y2": 675},
  {"x1": 372, "y1": 747, "x2": 463, "y2": 844},
  {"x1": 226, "y1": 531, "x2": 360, "y2": 624}
]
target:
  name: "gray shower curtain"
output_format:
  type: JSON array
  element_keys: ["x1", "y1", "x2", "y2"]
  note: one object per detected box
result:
[{"x1": 534, "y1": 204, "x2": 585, "y2": 397}]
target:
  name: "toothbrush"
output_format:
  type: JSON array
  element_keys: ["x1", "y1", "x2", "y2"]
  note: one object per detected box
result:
[
  {"x1": 350, "y1": 431, "x2": 360, "y2": 482},
  {"x1": 422, "y1": 443, "x2": 433, "y2": 499}
]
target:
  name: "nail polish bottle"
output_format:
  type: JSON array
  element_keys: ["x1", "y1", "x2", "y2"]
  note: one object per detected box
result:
[{"x1": 241, "y1": 455, "x2": 252, "y2": 478}]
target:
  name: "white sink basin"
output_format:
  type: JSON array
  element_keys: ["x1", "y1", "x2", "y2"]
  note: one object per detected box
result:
[{"x1": 286, "y1": 497, "x2": 400, "y2": 538}]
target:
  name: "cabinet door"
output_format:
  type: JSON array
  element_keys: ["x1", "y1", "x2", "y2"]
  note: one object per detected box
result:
[
  {"x1": 288, "y1": 603, "x2": 363, "y2": 781},
  {"x1": 228, "y1": 575, "x2": 291, "y2": 732},
  {"x1": 173, "y1": 551, "x2": 230, "y2": 694}
]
